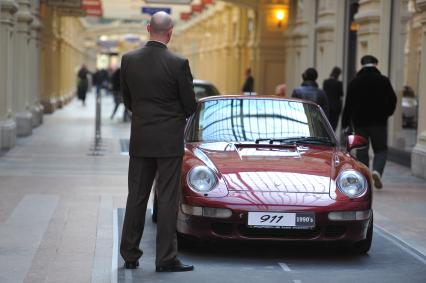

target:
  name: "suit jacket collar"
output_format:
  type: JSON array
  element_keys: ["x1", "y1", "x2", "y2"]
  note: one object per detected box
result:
[{"x1": 145, "y1": 40, "x2": 168, "y2": 49}]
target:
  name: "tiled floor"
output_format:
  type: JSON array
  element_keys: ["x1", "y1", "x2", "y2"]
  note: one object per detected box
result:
[{"x1": 0, "y1": 92, "x2": 130, "y2": 283}]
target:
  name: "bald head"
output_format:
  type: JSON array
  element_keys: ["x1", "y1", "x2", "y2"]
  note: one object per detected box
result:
[{"x1": 149, "y1": 11, "x2": 174, "y2": 35}]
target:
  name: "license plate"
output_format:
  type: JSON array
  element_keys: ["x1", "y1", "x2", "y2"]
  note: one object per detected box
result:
[{"x1": 247, "y1": 212, "x2": 315, "y2": 229}]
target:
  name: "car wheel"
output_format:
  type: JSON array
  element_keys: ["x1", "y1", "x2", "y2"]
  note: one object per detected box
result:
[
  {"x1": 353, "y1": 215, "x2": 373, "y2": 254},
  {"x1": 152, "y1": 192, "x2": 158, "y2": 223}
]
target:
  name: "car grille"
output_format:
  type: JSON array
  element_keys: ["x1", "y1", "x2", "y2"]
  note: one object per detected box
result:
[
  {"x1": 210, "y1": 223, "x2": 347, "y2": 240},
  {"x1": 238, "y1": 225, "x2": 321, "y2": 239},
  {"x1": 212, "y1": 223, "x2": 234, "y2": 236}
]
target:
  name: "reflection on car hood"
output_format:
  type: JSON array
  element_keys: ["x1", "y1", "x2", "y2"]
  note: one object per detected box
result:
[{"x1": 191, "y1": 142, "x2": 333, "y2": 194}]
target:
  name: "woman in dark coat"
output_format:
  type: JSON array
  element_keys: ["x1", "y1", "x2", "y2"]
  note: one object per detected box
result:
[
  {"x1": 323, "y1": 67, "x2": 343, "y2": 131},
  {"x1": 77, "y1": 64, "x2": 90, "y2": 105}
]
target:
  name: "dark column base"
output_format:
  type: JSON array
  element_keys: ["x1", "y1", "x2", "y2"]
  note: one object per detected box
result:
[
  {"x1": 41, "y1": 99, "x2": 57, "y2": 114},
  {"x1": 0, "y1": 118, "x2": 16, "y2": 150},
  {"x1": 31, "y1": 104, "x2": 43, "y2": 128},
  {"x1": 16, "y1": 111, "x2": 33, "y2": 137},
  {"x1": 412, "y1": 141, "x2": 426, "y2": 178}
]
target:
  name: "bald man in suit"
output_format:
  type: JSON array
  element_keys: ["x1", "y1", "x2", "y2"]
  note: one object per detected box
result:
[{"x1": 120, "y1": 11, "x2": 196, "y2": 272}]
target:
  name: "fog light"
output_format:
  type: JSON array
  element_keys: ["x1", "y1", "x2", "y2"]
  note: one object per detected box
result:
[
  {"x1": 203, "y1": 207, "x2": 232, "y2": 218},
  {"x1": 181, "y1": 204, "x2": 232, "y2": 218},
  {"x1": 328, "y1": 210, "x2": 371, "y2": 221},
  {"x1": 181, "y1": 204, "x2": 202, "y2": 216}
]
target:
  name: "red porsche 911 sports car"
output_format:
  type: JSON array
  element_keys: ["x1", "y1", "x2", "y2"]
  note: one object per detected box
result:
[{"x1": 156, "y1": 95, "x2": 373, "y2": 253}]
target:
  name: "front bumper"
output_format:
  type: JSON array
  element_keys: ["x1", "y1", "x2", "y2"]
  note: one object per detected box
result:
[{"x1": 177, "y1": 199, "x2": 372, "y2": 243}]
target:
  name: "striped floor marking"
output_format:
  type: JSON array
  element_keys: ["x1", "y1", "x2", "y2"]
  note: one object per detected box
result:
[
  {"x1": 374, "y1": 224, "x2": 426, "y2": 265},
  {"x1": 278, "y1": 262, "x2": 292, "y2": 272},
  {"x1": 111, "y1": 209, "x2": 119, "y2": 283}
]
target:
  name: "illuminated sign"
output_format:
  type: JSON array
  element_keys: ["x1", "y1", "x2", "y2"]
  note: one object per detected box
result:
[
  {"x1": 82, "y1": 0, "x2": 103, "y2": 17},
  {"x1": 142, "y1": 7, "x2": 172, "y2": 15},
  {"x1": 46, "y1": 0, "x2": 81, "y2": 7},
  {"x1": 145, "y1": 0, "x2": 191, "y2": 4},
  {"x1": 191, "y1": 4, "x2": 203, "y2": 13},
  {"x1": 180, "y1": 12, "x2": 191, "y2": 21}
]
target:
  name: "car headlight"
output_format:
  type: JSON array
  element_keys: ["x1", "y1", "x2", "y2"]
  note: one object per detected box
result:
[
  {"x1": 336, "y1": 170, "x2": 367, "y2": 198},
  {"x1": 187, "y1": 165, "x2": 218, "y2": 192}
]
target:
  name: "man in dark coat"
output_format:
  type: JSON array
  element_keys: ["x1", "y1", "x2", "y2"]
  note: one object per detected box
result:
[
  {"x1": 92, "y1": 68, "x2": 104, "y2": 96},
  {"x1": 292, "y1": 67, "x2": 329, "y2": 116},
  {"x1": 77, "y1": 64, "x2": 89, "y2": 105},
  {"x1": 120, "y1": 11, "x2": 196, "y2": 272},
  {"x1": 241, "y1": 68, "x2": 254, "y2": 93},
  {"x1": 342, "y1": 55, "x2": 397, "y2": 189},
  {"x1": 110, "y1": 67, "x2": 130, "y2": 121},
  {"x1": 323, "y1": 66, "x2": 343, "y2": 131}
]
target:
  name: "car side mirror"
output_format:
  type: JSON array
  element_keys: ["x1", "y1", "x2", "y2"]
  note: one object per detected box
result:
[{"x1": 346, "y1": 134, "x2": 368, "y2": 152}]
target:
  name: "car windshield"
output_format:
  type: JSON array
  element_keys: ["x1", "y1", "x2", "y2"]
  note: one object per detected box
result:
[{"x1": 186, "y1": 98, "x2": 335, "y2": 145}]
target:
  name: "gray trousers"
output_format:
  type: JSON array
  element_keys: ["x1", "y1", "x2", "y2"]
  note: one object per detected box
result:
[
  {"x1": 120, "y1": 156, "x2": 182, "y2": 266},
  {"x1": 355, "y1": 125, "x2": 388, "y2": 175}
]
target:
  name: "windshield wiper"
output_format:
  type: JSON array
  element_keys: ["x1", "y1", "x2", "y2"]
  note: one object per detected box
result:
[{"x1": 255, "y1": 137, "x2": 335, "y2": 146}]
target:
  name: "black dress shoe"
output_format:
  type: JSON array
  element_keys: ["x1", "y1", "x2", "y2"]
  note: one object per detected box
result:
[
  {"x1": 124, "y1": 261, "x2": 139, "y2": 269},
  {"x1": 156, "y1": 260, "x2": 194, "y2": 272}
]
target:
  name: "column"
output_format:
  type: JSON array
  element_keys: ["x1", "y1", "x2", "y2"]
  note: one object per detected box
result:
[
  {"x1": 388, "y1": 0, "x2": 410, "y2": 148},
  {"x1": 40, "y1": 5, "x2": 56, "y2": 113},
  {"x1": 314, "y1": 0, "x2": 346, "y2": 84},
  {"x1": 0, "y1": 0, "x2": 18, "y2": 149},
  {"x1": 252, "y1": 1, "x2": 287, "y2": 95},
  {"x1": 284, "y1": 2, "x2": 297, "y2": 95},
  {"x1": 52, "y1": 28, "x2": 63, "y2": 109},
  {"x1": 412, "y1": 0, "x2": 426, "y2": 178},
  {"x1": 355, "y1": 0, "x2": 392, "y2": 73},
  {"x1": 14, "y1": 0, "x2": 33, "y2": 137},
  {"x1": 219, "y1": 5, "x2": 232, "y2": 93},
  {"x1": 231, "y1": 7, "x2": 248, "y2": 93},
  {"x1": 285, "y1": 0, "x2": 316, "y2": 93},
  {"x1": 29, "y1": 0, "x2": 43, "y2": 127}
]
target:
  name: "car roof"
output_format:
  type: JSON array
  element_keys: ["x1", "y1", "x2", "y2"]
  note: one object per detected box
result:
[
  {"x1": 197, "y1": 94, "x2": 319, "y2": 106},
  {"x1": 193, "y1": 79, "x2": 214, "y2": 85}
]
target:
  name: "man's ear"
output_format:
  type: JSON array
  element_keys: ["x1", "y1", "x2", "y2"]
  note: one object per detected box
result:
[
  {"x1": 147, "y1": 24, "x2": 151, "y2": 34},
  {"x1": 167, "y1": 29, "x2": 173, "y2": 42}
]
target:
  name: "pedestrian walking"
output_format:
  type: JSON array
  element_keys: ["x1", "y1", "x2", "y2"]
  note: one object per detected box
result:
[
  {"x1": 291, "y1": 67, "x2": 329, "y2": 116},
  {"x1": 120, "y1": 11, "x2": 196, "y2": 272},
  {"x1": 110, "y1": 68, "x2": 130, "y2": 121},
  {"x1": 101, "y1": 68, "x2": 112, "y2": 95},
  {"x1": 241, "y1": 68, "x2": 254, "y2": 93},
  {"x1": 342, "y1": 55, "x2": 397, "y2": 189},
  {"x1": 275, "y1": 83, "x2": 286, "y2": 97},
  {"x1": 323, "y1": 66, "x2": 343, "y2": 131},
  {"x1": 76, "y1": 64, "x2": 89, "y2": 106},
  {"x1": 92, "y1": 68, "x2": 103, "y2": 96}
]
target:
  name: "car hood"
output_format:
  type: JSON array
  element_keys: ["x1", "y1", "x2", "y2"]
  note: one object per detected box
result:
[{"x1": 189, "y1": 142, "x2": 334, "y2": 194}]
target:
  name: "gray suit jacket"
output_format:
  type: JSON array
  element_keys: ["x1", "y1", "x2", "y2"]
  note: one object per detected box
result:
[{"x1": 121, "y1": 41, "x2": 197, "y2": 157}]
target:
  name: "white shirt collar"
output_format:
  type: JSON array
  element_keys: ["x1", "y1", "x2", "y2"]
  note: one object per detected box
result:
[{"x1": 362, "y1": 63, "x2": 377, "y2": 68}]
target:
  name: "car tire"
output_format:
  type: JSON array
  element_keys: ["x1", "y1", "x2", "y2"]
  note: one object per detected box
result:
[
  {"x1": 152, "y1": 192, "x2": 158, "y2": 223},
  {"x1": 353, "y1": 215, "x2": 373, "y2": 254}
]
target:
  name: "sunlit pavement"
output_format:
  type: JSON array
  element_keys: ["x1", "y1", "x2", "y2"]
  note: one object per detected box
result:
[{"x1": 0, "y1": 92, "x2": 425, "y2": 283}]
